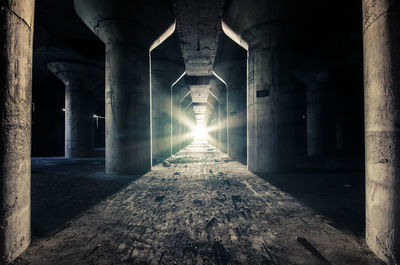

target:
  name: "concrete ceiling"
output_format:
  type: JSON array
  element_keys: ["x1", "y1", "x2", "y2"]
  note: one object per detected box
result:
[
  {"x1": 32, "y1": 0, "x2": 362, "y2": 129},
  {"x1": 34, "y1": 0, "x2": 227, "y2": 126}
]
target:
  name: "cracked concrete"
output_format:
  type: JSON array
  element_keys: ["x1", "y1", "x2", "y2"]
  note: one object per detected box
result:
[{"x1": 12, "y1": 141, "x2": 383, "y2": 264}]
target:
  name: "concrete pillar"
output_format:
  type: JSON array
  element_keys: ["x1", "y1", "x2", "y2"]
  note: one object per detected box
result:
[
  {"x1": 74, "y1": 0, "x2": 173, "y2": 174},
  {"x1": 0, "y1": 0, "x2": 35, "y2": 262},
  {"x1": 223, "y1": 0, "x2": 295, "y2": 173},
  {"x1": 106, "y1": 43, "x2": 150, "y2": 174},
  {"x1": 363, "y1": 0, "x2": 400, "y2": 263},
  {"x1": 306, "y1": 72, "x2": 336, "y2": 156},
  {"x1": 151, "y1": 60, "x2": 183, "y2": 163},
  {"x1": 47, "y1": 62, "x2": 102, "y2": 158},
  {"x1": 245, "y1": 23, "x2": 295, "y2": 173}
]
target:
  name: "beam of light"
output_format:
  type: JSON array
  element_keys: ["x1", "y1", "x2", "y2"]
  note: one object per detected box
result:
[{"x1": 193, "y1": 123, "x2": 208, "y2": 140}]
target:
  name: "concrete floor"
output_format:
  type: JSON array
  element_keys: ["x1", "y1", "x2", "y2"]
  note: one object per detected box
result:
[{"x1": 13, "y1": 141, "x2": 383, "y2": 265}]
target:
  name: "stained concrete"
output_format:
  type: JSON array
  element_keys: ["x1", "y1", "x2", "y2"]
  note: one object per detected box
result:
[
  {"x1": 0, "y1": 0, "x2": 35, "y2": 263},
  {"x1": 362, "y1": 0, "x2": 400, "y2": 263},
  {"x1": 13, "y1": 142, "x2": 383, "y2": 265}
]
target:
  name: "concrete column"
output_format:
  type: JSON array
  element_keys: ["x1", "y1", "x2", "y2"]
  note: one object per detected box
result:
[
  {"x1": 151, "y1": 60, "x2": 183, "y2": 163},
  {"x1": 306, "y1": 72, "x2": 336, "y2": 156},
  {"x1": 74, "y1": 0, "x2": 173, "y2": 174},
  {"x1": 223, "y1": 0, "x2": 295, "y2": 173},
  {"x1": 106, "y1": 43, "x2": 150, "y2": 174},
  {"x1": 47, "y1": 62, "x2": 102, "y2": 158},
  {"x1": 245, "y1": 23, "x2": 295, "y2": 173},
  {"x1": 363, "y1": 0, "x2": 400, "y2": 263},
  {"x1": 0, "y1": 0, "x2": 34, "y2": 262}
]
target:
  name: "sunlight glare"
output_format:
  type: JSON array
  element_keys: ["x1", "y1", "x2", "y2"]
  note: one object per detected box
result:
[{"x1": 193, "y1": 124, "x2": 208, "y2": 140}]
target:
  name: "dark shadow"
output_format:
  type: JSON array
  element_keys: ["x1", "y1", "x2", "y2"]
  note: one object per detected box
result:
[
  {"x1": 254, "y1": 167, "x2": 365, "y2": 237},
  {"x1": 297, "y1": 237, "x2": 332, "y2": 264},
  {"x1": 31, "y1": 157, "x2": 141, "y2": 238}
]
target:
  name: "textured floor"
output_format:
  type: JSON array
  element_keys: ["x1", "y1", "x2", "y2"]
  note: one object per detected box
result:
[{"x1": 14, "y1": 141, "x2": 383, "y2": 265}]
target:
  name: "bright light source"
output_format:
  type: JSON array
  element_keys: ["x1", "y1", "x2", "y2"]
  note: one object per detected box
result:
[{"x1": 193, "y1": 125, "x2": 208, "y2": 140}]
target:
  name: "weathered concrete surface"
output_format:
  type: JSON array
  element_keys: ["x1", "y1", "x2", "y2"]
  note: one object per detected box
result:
[
  {"x1": 74, "y1": 0, "x2": 174, "y2": 174},
  {"x1": 47, "y1": 61, "x2": 103, "y2": 158},
  {"x1": 363, "y1": 0, "x2": 400, "y2": 263},
  {"x1": 224, "y1": 0, "x2": 296, "y2": 174},
  {"x1": 246, "y1": 24, "x2": 295, "y2": 173},
  {"x1": 14, "y1": 142, "x2": 384, "y2": 265},
  {"x1": 172, "y1": 0, "x2": 224, "y2": 76},
  {"x1": 104, "y1": 43, "x2": 150, "y2": 174},
  {"x1": 0, "y1": 0, "x2": 34, "y2": 263}
]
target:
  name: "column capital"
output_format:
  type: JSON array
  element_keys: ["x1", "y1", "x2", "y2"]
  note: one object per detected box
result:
[
  {"x1": 242, "y1": 21, "x2": 292, "y2": 50},
  {"x1": 74, "y1": 0, "x2": 174, "y2": 46},
  {"x1": 222, "y1": 0, "x2": 295, "y2": 42},
  {"x1": 47, "y1": 61, "x2": 103, "y2": 89}
]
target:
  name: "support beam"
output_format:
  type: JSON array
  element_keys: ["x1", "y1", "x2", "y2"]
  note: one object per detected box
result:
[
  {"x1": 0, "y1": 0, "x2": 35, "y2": 263},
  {"x1": 363, "y1": 0, "x2": 400, "y2": 263}
]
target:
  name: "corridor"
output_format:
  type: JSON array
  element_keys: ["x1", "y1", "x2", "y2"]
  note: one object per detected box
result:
[{"x1": 14, "y1": 142, "x2": 381, "y2": 265}]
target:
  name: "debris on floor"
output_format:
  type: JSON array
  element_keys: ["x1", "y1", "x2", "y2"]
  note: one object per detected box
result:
[
  {"x1": 14, "y1": 141, "x2": 384, "y2": 265},
  {"x1": 162, "y1": 161, "x2": 171, "y2": 167}
]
